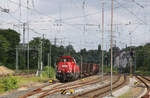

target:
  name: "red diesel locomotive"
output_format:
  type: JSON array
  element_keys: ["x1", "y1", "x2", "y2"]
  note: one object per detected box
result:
[
  {"x1": 56, "y1": 56, "x2": 80, "y2": 82},
  {"x1": 56, "y1": 56, "x2": 99, "y2": 82}
]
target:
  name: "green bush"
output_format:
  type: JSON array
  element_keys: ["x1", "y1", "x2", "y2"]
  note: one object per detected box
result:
[
  {"x1": 42, "y1": 66, "x2": 56, "y2": 79},
  {"x1": 17, "y1": 69, "x2": 37, "y2": 73},
  {"x1": 0, "y1": 62, "x2": 3, "y2": 66},
  {"x1": 0, "y1": 76, "x2": 18, "y2": 91},
  {"x1": 103, "y1": 65, "x2": 118, "y2": 74},
  {"x1": 135, "y1": 70, "x2": 150, "y2": 76}
]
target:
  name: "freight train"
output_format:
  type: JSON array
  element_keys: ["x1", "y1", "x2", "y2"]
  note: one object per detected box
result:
[{"x1": 56, "y1": 56, "x2": 99, "y2": 82}]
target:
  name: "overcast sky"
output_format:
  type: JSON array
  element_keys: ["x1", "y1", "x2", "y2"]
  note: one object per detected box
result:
[{"x1": 0, "y1": 0, "x2": 150, "y2": 51}]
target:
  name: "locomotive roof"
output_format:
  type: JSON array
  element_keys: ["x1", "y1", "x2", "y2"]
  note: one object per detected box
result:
[{"x1": 59, "y1": 56, "x2": 73, "y2": 59}]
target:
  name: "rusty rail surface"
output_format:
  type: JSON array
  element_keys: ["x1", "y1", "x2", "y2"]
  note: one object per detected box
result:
[
  {"x1": 38, "y1": 76, "x2": 108, "y2": 98},
  {"x1": 136, "y1": 75, "x2": 150, "y2": 98},
  {"x1": 20, "y1": 75, "x2": 109, "y2": 98}
]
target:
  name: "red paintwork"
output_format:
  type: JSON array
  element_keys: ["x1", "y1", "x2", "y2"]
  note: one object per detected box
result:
[{"x1": 57, "y1": 56, "x2": 79, "y2": 73}]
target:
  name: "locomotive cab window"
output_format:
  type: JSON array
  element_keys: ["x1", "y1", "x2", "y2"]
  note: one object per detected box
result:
[{"x1": 60, "y1": 58, "x2": 72, "y2": 62}]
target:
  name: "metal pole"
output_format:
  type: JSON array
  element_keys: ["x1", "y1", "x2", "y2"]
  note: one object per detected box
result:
[
  {"x1": 49, "y1": 44, "x2": 52, "y2": 78},
  {"x1": 50, "y1": 44, "x2": 51, "y2": 68},
  {"x1": 129, "y1": 32, "x2": 132, "y2": 77},
  {"x1": 41, "y1": 36, "x2": 43, "y2": 71},
  {"x1": 110, "y1": 0, "x2": 114, "y2": 96},
  {"x1": 27, "y1": 25, "x2": 29, "y2": 73},
  {"x1": 135, "y1": 52, "x2": 136, "y2": 73},
  {"x1": 23, "y1": 23, "x2": 25, "y2": 48},
  {"x1": 80, "y1": 55, "x2": 82, "y2": 78},
  {"x1": 101, "y1": 2, "x2": 104, "y2": 81},
  {"x1": 48, "y1": 53, "x2": 50, "y2": 78},
  {"x1": 16, "y1": 47, "x2": 18, "y2": 72},
  {"x1": 23, "y1": 23, "x2": 25, "y2": 69},
  {"x1": 27, "y1": 0, "x2": 30, "y2": 73}
]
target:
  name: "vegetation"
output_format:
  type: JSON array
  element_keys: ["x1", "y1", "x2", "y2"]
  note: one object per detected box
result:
[
  {"x1": 0, "y1": 29, "x2": 150, "y2": 75},
  {"x1": 41, "y1": 66, "x2": 56, "y2": 79},
  {"x1": 0, "y1": 75, "x2": 49, "y2": 93},
  {"x1": 0, "y1": 76, "x2": 18, "y2": 92},
  {"x1": 0, "y1": 29, "x2": 20, "y2": 69}
]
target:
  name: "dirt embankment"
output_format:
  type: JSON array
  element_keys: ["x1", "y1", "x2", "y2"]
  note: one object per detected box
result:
[{"x1": 0, "y1": 66, "x2": 14, "y2": 76}]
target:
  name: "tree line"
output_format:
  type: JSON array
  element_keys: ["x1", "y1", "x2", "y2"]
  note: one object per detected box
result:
[{"x1": 0, "y1": 29, "x2": 150, "y2": 73}]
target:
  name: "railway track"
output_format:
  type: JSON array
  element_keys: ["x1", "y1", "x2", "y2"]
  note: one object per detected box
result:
[
  {"x1": 19, "y1": 75, "x2": 109, "y2": 98},
  {"x1": 71, "y1": 74, "x2": 127, "y2": 98},
  {"x1": 135, "y1": 75, "x2": 150, "y2": 98}
]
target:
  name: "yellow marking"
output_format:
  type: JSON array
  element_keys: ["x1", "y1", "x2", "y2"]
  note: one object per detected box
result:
[
  {"x1": 81, "y1": 79, "x2": 85, "y2": 81},
  {"x1": 134, "y1": 81, "x2": 142, "y2": 86},
  {"x1": 70, "y1": 89, "x2": 75, "y2": 94},
  {"x1": 49, "y1": 80, "x2": 53, "y2": 83},
  {"x1": 61, "y1": 89, "x2": 67, "y2": 95}
]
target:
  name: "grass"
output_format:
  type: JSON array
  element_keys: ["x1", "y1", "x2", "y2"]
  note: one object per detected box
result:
[
  {"x1": 16, "y1": 76, "x2": 49, "y2": 86},
  {"x1": 103, "y1": 65, "x2": 119, "y2": 74},
  {"x1": 119, "y1": 90, "x2": 134, "y2": 98},
  {"x1": 0, "y1": 76, "x2": 49, "y2": 94},
  {"x1": 15, "y1": 69, "x2": 37, "y2": 73},
  {"x1": 135, "y1": 70, "x2": 150, "y2": 75},
  {"x1": 0, "y1": 66, "x2": 56, "y2": 94}
]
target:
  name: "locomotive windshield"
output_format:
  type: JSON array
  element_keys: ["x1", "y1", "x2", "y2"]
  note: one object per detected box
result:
[{"x1": 59, "y1": 58, "x2": 72, "y2": 62}]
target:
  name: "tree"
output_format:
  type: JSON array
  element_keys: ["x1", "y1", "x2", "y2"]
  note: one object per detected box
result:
[
  {"x1": 29, "y1": 37, "x2": 52, "y2": 69},
  {"x1": 0, "y1": 29, "x2": 20, "y2": 69},
  {"x1": 0, "y1": 35, "x2": 10, "y2": 64}
]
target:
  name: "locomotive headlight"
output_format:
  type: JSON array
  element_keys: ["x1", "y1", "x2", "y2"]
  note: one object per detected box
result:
[{"x1": 67, "y1": 70, "x2": 71, "y2": 73}]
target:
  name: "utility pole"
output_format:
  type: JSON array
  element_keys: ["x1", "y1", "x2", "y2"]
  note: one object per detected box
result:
[
  {"x1": 22, "y1": 23, "x2": 26, "y2": 69},
  {"x1": 110, "y1": 0, "x2": 114, "y2": 96},
  {"x1": 50, "y1": 44, "x2": 51, "y2": 68},
  {"x1": 37, "y1": 36, "x2": 43, "y2": 76},
  {"x1": 80, "y1": 55, "x2": 83, "y2": 78},
  {"x1": 27, "y1": 23, "x2": 30, "y2": 73},
  {"x1": 48, "y1": 53, "x2": 50, "y2": 77},
  {"x1": 48, "y1": 44, "x2": 52, "y2": 78},
  {"x1": 19, "y1": 0, "x2": 21, "y2": 18},
  {"x1": 23, "y1": 23, "x2": 26, "y2": 48},
  {"x1": 54, "y1": 37, "x2": 57, "y2": 46},
  {"x1": 68, "y1": 42, "x2": 71, "y2": 56},
  {"x1": 16, "y1": 47, "x2": 18, "y2": 71},
  {"x1": 129, "y1": 32, "x2": 132, "y2": 77},
  {"x1": 41, "y1": 34, "x2": 44, "y2": 71},
  {"x1": 101, "y1": 2, "x2": 104, "y2": 82},
  {"x1": 27, "y1": 0, "x2": 30, "y2": 73}
]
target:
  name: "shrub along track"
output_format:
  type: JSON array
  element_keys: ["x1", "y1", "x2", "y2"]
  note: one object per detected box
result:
[
  {"x1": 135, "y1": 75, "x2": 150, "y2": 98},
  {"x1": 19, "y1": 75, "x2": 109, "y2": 98},
  {"x1": 71, "y1": 74, "x2": 127, "y2": 98}
]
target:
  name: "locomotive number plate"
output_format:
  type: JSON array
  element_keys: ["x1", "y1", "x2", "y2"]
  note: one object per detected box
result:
[{"x1": 62, "y1": 65, "x2": 68, "y2": 67}]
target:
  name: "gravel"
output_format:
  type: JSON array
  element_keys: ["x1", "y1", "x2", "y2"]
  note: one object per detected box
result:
[{"x1": 0, "y1": 83, "x2": 49, "y2": 98}]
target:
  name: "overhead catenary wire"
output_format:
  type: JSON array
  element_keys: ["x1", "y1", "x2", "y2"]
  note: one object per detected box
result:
[
  {"x1": 114, "y1": 0, "x2": 146, "y2": 25},
  {"x1": 1, "y1": 0, "x2": 150, "y2": 51}
]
